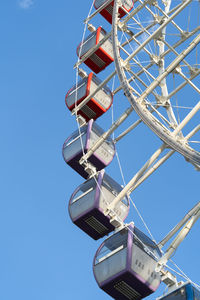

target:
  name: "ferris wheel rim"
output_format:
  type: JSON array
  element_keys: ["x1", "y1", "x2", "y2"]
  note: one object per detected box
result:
[{"x1": 111, "y1": 0, "x2": 200, "y2": 167}]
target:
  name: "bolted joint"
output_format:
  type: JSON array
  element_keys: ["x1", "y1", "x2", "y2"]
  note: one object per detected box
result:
[
  {"x1": 156, "y1": 95, "x2": 169, "y2": 107},
  {"x1": 154, "y1": 14, "x2": 164, "y2": 24},
  {"x1": 160, "y1": 270, "x2": 178, "y2": 287},
  {"x1": 83, "y1": 161, "x2": 97, "y2": 178},
  {"x1": 87, "y1": 23, "x2": 96, "y2": 32},
  {"x1": 172, "y1": 65, "x2": 182, "y2": 74},
  {"x1": 110, "y1": 215, "x2": 123, "y2": 228},
  {"x1": 104, "y1": 209, "x2": 123, "y2": 228},
  {"x1": 151, "y1": 54, "x2": 162, "y2": 66},
  {"x1": 189, "y1": 66, "x2": 199, "y2": 77},
  {"x1": 75, "y1": 115, "x2": 87, "y2": 127},
  {"x1": 181, "y1": 31, "x2": 190, "y2": 39},
  {"x1": 122, "y1": 59, "x2": 131, "y2": 72},
  {"x1": 78, "y1": 68, "x2": 88, "y2": 78},
  {"x1": 149, "y1": 0, "x2": 157, "y2": 6}
]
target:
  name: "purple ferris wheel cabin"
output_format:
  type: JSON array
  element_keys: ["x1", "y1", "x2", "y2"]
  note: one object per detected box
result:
[
  {"x1": 93, "y1": 223, "x2": 161, "y2": 299},
  {"x1": 68, "y1": 170, "x2": 130, "y2": 240},
  {"x1": 62, "y1": 120, "x2": 115, "y2": 179}
]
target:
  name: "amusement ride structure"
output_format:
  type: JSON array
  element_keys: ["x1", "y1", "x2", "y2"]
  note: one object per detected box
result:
[{"x1": 64, "y1": 0, "x2": 200, "y2": 299}]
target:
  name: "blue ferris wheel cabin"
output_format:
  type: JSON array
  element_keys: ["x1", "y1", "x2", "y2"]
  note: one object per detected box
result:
[{"x1": 158, "y1": 283, "x2": 200, "y2": 300}]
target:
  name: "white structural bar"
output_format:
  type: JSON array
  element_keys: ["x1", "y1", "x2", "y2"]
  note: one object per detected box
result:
[
  {"x1": 167, "y1": 68, "x2": 200, "y2": 100},
  {"x1": 114, "y1": 119, "x2": 142, "y2": 143},
  {"x1": 157, "y1": 0, "x2": 178, "y2": 126},
  {"x1": 156, "y1": 202, "x2": 200, "y2": 271},
  {"x1": 187, "y1": 124, "x2": 200, "y2": 139},
  {"x1": 105, "y1": 144, "x2": 166, "y2": 213},
  {"x1": 106, "y1": 124, "x2": 199, "y2": 215},
  {"x1": 128, "y1": 149, "x2": 175, "y2": 194},
  {"x1": 114, "y1": 27, "x2": 199, "y2": 96},
  {"x1": 112, "y1": 0, "x2": 200, "y2": 165},
  {"x1": 79, "y1": 106, "x2": 133, "y2": 164},
  {"x1": 172, "y1": 102, "x2": 200, "y2": 136},
  {"x1": 120, "y1": 0, "x2": 156, "y2": 26},
  {"x1": 158, "y1": 202, "x2": 200, "y2": 249},
  {"x1": 124, "y1": 0, "x2": 193, "y2": 64},
  {"x1": 137, "y1": 34, "x2": 200, "y2": 104}
]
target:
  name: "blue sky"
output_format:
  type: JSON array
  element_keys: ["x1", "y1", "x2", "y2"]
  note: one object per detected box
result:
[{"x1": 0, "y1": 1, "x2": 199, "y2": 299}]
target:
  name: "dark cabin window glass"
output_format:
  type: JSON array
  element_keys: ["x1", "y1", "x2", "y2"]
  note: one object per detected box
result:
[
  {"x1": 71, "y1": 177, "x2": 97, "y2": 204},
  {"x1": 161, "y1": 287, "x2": 187, "y2": 300},
  {"x1": 65, "y1": 126, "x2": 87, "y2": 148},
  {"x1": 133, "y1": 227, "x2": 162, "y2": 260},
  {"x1": 67, "y1": 77, "x2": 88, "y2": 107},
  {"x1": 102, "y1": 174, "x2": 129, "y2": 206},
  {"x1": 95, "y1": 228, "x2": 128, "y2": 264},
  {"x1": 92, "y1": 123, "x2": 114, "y2": 145},
  {"x1": 194, "y1": 286, "x2": 200, "y2": 300},
  {"x1": 92, "y1": 74, "x2": 111, "y2": 95}
]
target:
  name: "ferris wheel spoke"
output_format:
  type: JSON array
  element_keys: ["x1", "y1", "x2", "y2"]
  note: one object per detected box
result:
[
  {"x1": 167, "y1": 67, "x2": 200, "y2": 99},
  {"x1": 172, "y1": 101, "x2": 200, "y2": 136},
  {"x1": 175, "y1": 68, "x2": 200, "y2": 94},
  {"x1": 122, "y1": 1, "x2": 193, "y2": 64},
  {"x1": 112, "y1": 0, "x2": 200, "y2": 165},
  {"x1": 105, "y1": 143, "x2": 167, "y2": 214},
  {"x1": 113, "y1": 27, "x2": 199, "y2": 97},
  {"x1": 107, "y1": 122, "x2": 200, "y2": 218}
]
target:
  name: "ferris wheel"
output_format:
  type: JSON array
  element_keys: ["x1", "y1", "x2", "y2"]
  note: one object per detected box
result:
[{"x1": 63, "y1": 0, "x2": 200, "y2": 299}]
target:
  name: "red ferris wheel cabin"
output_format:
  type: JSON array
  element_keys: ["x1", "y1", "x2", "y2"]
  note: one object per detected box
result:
[
  {"x1": 65, "y1": 73, "x2": 113, "y2": 122},
  {"x1": 77, "y1": 27, "x2": 114, "y2": 74},
  {"x1": 94, "y1": 0, "x2": 134, "y2": 24}
]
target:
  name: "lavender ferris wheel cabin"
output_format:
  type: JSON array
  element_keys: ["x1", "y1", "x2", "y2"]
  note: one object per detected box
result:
[
  {"x1": 62, "y1": 120, "x2": 115, "y2": 179},
  {"x1": 68, "y1": 170, "x2": 130, "y2": 240},
  {"x1": 93, "y1": 223, "x2": 161, "y2": 299}
]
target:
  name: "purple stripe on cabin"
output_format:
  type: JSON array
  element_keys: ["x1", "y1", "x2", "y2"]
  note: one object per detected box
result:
[
  {"x1": 126, "y1": 224, "x2": 134, "y2": 271},
  {"x1": 94, "y1": 170, "x2": 104, "y2": 207},
  {"x1": 85, "y1": 119, "x2": 93, "y2": 151}
]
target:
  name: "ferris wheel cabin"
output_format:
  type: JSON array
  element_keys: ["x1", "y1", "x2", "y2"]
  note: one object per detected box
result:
[
  {"x1": 68, "y1": 170, "x2": 130, "y2": 240},
  {"x1": 93, "y1": 224, "x2": 161, "y2": 300},
  {"x1": 77, "y1": 27, "x2": 114, "y2": 74},
  {"x1": 62, "y1": 120, "x2": 115, "y2": 179},
  {"x1": 65, "y1": 73, "x2": 113, "y2": 122},
  {"x1": 158, "y1": 282, "x2": 200, "y2": 300},
  {"x1": 94, "y1": 0, "x2": 134, "y2": 24}
]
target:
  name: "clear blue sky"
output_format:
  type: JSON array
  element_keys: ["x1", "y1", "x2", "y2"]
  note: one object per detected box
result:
[{"x1": 0, "y1": 1, "x2": 199, "y2": 299}]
